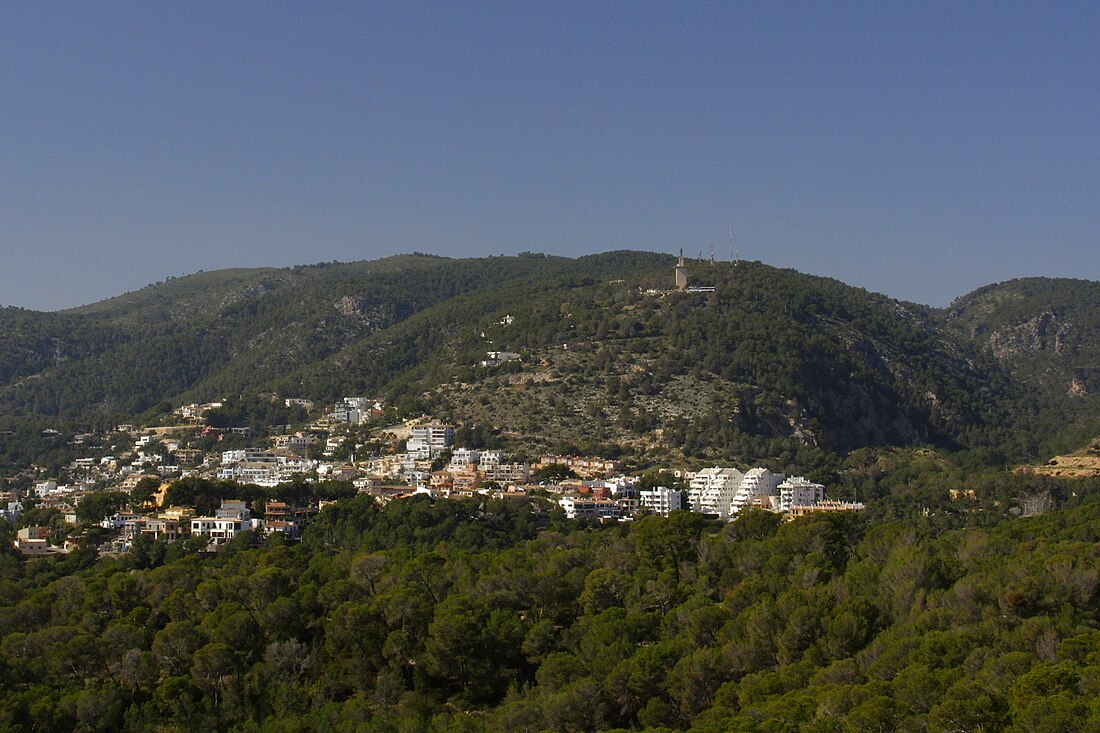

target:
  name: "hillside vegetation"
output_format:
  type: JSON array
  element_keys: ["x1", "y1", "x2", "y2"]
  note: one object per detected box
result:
[
  {"x1": 3, "y1": 253, "x2": 1100, "y2": 469},
  {"x1": 1, "y1": 489, "x2": 1099, "y2": 731}
]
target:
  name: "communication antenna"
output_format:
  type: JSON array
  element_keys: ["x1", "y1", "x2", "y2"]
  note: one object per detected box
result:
[
  {"x1": 709, "y1": 242, "x2": 715, "y2": 265},
  {"x1": 730, "y1": 224, "x2": 740, "y2": 265}
]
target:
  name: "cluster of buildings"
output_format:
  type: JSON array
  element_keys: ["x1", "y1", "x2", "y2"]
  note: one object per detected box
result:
[
  {"x1": 429, "y1": 448, "x2": 531, "y2": 493},
  {"x1": 217, "y1": 446, "x2": 323, "y2": 486},
  {"x1": 14, "y1": 498, "x2": 322, "y2": 557},
  {"x1": 361, "y1": 425, "x2": 532, "y2": 496},
  {"x1": 7, "y1": 386, "x2": 864, "y2": 557},
  {"x1": 534, "y1": 455, "x2": 624, "y2": 479},
  {"x1": 555, "y1": 466, "x2": 863, "y2": 522},
  {"x1": 4, "y1": 479, "x2": 87, "y2": 527},
  {"x1": 97, "y1": 497, "x2": 321, "y2": 553}
]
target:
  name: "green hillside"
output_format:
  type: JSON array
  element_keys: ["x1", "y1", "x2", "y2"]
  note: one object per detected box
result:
[
  {"x1": 941, "y1": 277, "x2": 1100, "y2": 458},
  {"x1": 3, "y1": 255, "x2": 1100, "y2": 732},
  {"x1": 0, "y1": 254, "x2": 600, "y2": 423},
  {"x1": 943, "y1": 277, "x2": 1100, "y2": 396},
  {"x1": 3, "y1": 253, "x2": 1100, "y2": 469},
  {"x1": 313, "y1": 259, "x2": 1014, "y2": 464}
]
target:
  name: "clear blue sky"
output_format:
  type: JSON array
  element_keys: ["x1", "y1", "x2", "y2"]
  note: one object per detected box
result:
[{"x1": 2, "y1": 2, "x2": 1097, "y2": 311}]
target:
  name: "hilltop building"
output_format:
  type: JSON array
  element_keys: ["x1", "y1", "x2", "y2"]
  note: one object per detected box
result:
[
  {"x1": 675, "y1": 250, "x2": 689, "y2": 291},
  {"x1": 671, "y1": 250, "x2": 717, "y2": 293}
]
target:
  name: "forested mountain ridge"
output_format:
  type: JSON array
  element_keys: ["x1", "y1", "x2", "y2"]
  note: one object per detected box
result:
[
  {"x1": 3, "y1": 257, "x2": 1100, "y2": 732},
  {"x1": 939, "y1": 276, "x2": 1100, "y2": 460},
  {"x1": 943, "y1": 277, "x2": 1100, "y2": 398},
  {"x1": 389, "y1": 260, "x2": 1015, "y2": 462},
  {"x1": 62, "y1": 254, "x2": 460, "y2": 324},
  {"x1": 0, "y1": 253, "x2": 641, "y2": 424},
  {"x1": 2, "y1": 253, "x2": 1099, "y2": 467}
]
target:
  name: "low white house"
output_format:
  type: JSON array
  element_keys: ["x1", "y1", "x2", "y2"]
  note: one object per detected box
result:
[{"x1": 559, "y1": 496, "x2": 624, "y2": 521}]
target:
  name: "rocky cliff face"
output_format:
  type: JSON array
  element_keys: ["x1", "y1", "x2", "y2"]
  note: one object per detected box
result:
[
  {"x1": 986, "y1": 310, "x2": 1073, "y2": 360},
  {"x1": 333, "y1": 295, "x2": 400, "y2": 329},
  {"x1": 942, "y1": 278, "x2": 1100, "y2": 398}
]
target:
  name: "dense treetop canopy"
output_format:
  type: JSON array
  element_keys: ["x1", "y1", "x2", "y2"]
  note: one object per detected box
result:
[{"x1": 1, "y1": 485, "x2": 1098, "y2": 732}]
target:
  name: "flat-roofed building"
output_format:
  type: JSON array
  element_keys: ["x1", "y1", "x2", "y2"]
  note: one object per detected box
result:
[
  {"x1": 639, "y1": 486, "x2": 683, "y2": 517},
  {"x1": 786, "y1": 500, "x2": 865, "y2": 519},
  {"x1": 559, "y1": 496, "x2": 623, "y2": 521},
  {"x1": 777, "y1": 477, "x2": 825, "y2": 512}
]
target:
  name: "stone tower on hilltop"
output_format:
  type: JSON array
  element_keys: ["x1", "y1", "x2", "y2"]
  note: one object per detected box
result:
[{"x1": 674, "y1": 249, "x2": 688, "y2": 291}]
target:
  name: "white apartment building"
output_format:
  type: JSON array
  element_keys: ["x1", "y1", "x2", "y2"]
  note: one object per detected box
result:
[
  {"x1": 342, "y1": 397, "x2": 382, "y2": 413},
  {"x1": 447, "y1": 448, "x2": 521, "y2": 481},
  {"x1": 230, "y1": 460, "x2": 313, "y2": 487},
  {"x1": 605, "y1": 477, "x2": 636, "y2": 494},
  {"x1": 448, "y1": 448, "x2": 481, "y2": 470},
  {"x1": 778, "y1": 476, "x2": 825, "y2": 512},
  {"x1": 34, "y1": 481, "x2": 58, "y2": 498},
  {"x1": 688, "y1": 467, "x2": 745, "y2": 519},
  {"x1": 191, "y1": 500, "x2": 261, "y2": 546},
  {"x1": 406, "y1": 424, "x2": 455, "y2": 459},
  {"x1": 639, "y1": 486, "x2": 683, "y2": 517},
  {"x1": 240, "y1": 463, "x2": 284, "y2": 486},
  {"x1": 477, "y1": 450, "x2": 504, "y2": 467},
  {"x1": 221, "y1": 449, "x2": 280, "y2": 465},
  {"x1": 730, "y1": 468, "x2": 784, "y2": 516}
]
